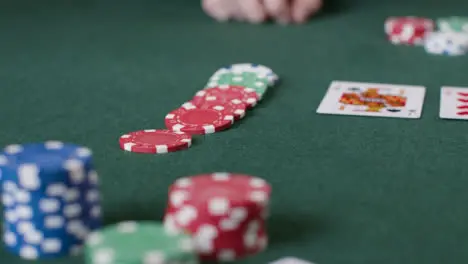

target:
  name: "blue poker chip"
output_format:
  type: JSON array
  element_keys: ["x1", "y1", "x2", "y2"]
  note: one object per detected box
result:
[
  {"x1": 0, "y1": 141, "x2": 101, "y2": 260},
  {"x1": 0, "y1": 141, "x2": 92, "y2": 169}
]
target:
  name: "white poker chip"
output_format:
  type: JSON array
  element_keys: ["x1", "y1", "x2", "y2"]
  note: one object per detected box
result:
[
  {"x1": 424, "y1": 31, "x2": 468, "y2": 56},
  {"x1": 269, "y1": 257, "x2": 315, "y2": 264}
]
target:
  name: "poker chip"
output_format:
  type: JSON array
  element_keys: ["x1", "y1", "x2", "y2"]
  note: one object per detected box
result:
[
  {"x1": 0, "y1": 141, "x2": 102, "y2": 259},
  {"x1": 437, "y1": 16, "x2": 468, "y2": 33},
  {"x1": 385, "y1": 16, "x2": 434, "y2": 45},
  {"x1": 424, "y1": 31, "x2": 468, "y2": 56},
  {"x1": 193, "y1": 85, "x2": 259, "y2": 109},
  {"x1": 188, "y1": 98, "x2": 247, "y2": 121},
  {"x1": 213, "y1": 63, "x2": 279, "y2": 86},
  {"x1": 164, "y1": 172, "x2": 271, "y2": 261},
  {"x1": 84, "y1": 221, "x2": 197, "y2": 264},
  {"x1": 119, "y1": 129, "x2": 192, "y2": 154},
  {"x1": 206, "y1": 72, "x2": 270, "y2": 99},
  {"x1": 165, "y1": 102, "x2": 234, "y2": 135}
]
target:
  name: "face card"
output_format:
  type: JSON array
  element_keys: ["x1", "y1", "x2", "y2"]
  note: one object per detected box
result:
[
  {"x1": 316, "y1": 81, "x2": 426, "y2": 119},
  {"x1": 440, "y1": 86, "x2": 468, "y2": 120},
  {"x1": 269, "y1": 257, "x2": 315, "y2": 264}
]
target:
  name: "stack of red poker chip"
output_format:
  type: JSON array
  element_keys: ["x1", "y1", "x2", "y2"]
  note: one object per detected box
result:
[
  {"x1": 192, "y1": 85, "x2": 260, "y2": 109},
  {"x1": 164, "y1": 85, "x2": 260, "y2": 135},
  {"x1": 165, "y1": 102, "x2": 235, "y2": 135},
  {"x1": 163, "y1": 173, "x2": 271, "y2": 262},
  {"x1": 385, "y1": 16, "x2": 435, "y2": 45}
]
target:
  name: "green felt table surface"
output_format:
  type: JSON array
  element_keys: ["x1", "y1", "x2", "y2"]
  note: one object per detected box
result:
[{"x1": 1, "y1": 0, "x2": 468, "y2": 263}]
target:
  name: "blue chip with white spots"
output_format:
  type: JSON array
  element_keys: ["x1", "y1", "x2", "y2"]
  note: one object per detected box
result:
[{"x1": 0, "y1": 141, "x2": 102, "y2": 260}]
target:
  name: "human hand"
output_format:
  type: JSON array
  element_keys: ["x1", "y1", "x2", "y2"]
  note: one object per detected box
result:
[{"x1": 202, "y1": 0, "x2": 322, "y2": 24}]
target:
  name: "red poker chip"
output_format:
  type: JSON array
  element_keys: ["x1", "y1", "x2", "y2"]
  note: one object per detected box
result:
[
  {"x1": 385, "y1": 17, "x2": 434, "y2": 33},
  {"x1": 384, "y1": 16, "x2": 434, "y2": 45},
  {"x1": 189, "y1": 98, "x2": 247, "y2": 121},
  {"x1": 164, "y1": 209, "x2": 269, "y2": 261},
  {"x1": 168, "y1": 172, "x2": 271, "y2": 211},
  {"x1": 194, "y1": 85, "x2": 259, "y2": 109},
  {"x1": 164, "y1": 172, "x2": 271, "y2": 261},
  {"x1": 165, "y1": 102, "x2": 234, "y2": 135},
  {"x1": 119, "y1": 129, "x2": 192, "y2": 154}
]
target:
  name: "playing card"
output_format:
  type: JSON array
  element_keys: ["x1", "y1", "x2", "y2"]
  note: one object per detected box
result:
[
  {"x1": 269, "y1": 257, "x2": 315, "y2": 264},
  {"x1": 316, "y1": 81, "x2": 426, "y2": 119},
  {"x1": 440, "y1": 86, "x2": 468, "y2": 120}
]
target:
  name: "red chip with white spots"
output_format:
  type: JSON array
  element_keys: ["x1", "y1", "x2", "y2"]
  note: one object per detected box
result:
[
  {"x1": 385, "y1": 16, "x2": 434, "y2": 45},
  {"x1": 193, "y1": 85, "x2": 259, "y2": 109},
  {"x1": 167, "y1": 172, "x2": 271, "y2": 211},
  {"x1": 119, "y1": 129, "x2": 192, "y2": 154},
  {"x1": 165, "y1": 102, "x2": 234, "y2": 135},
  {"x1": 163, "y1": 172, "x2": 271, "y2": 261},
  {"x1": 189, "y1": 98, "x2": 247, "y2": 121}
]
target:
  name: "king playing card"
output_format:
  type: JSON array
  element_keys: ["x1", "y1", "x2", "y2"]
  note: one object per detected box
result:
[
  {"x1": 316, "y1": 81, "x2": 426, "y2": 119},
  {"x1": 440, "y1": 86, "x2": 468, "y2": 120}
]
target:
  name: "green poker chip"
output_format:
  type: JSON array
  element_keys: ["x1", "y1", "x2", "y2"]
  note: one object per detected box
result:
[
  {"x1": 212, "y1": 63, "x2": 279, "y2": 86},
  {"x1": 84, "y1": 221, "x2": 198, "y2": 264},
  {"x1": 437, "y1": 16, "x2": 468, "y2": 33},
  {"x1": 206, "y1": 71, "x2": 271, "y2": 99}
]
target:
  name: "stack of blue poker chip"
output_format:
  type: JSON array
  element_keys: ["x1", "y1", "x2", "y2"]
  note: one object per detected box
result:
[{"x1": 0, "y1": 141, "x2": 102, "y2": 260}]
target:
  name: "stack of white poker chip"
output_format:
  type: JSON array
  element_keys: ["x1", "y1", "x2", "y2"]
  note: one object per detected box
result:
[
  {"x1": 0, "y1": 141, "x2": 102, "y2": 260},
  {"x1": 424, "y1": 31, "x2": 468, "y2": 56}
]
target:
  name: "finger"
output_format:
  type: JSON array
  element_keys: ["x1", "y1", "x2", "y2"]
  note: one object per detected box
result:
[
  {"x1": 263, "y1": 0, "x2": 291, "y2": 24},
  {"x1": 291, "y1": 0, "x2": 322, "y2": 23},
  {"x1": 202, "y1": 0, "x2": 234, "y2": 22},
  {"x1": 238, "y1": 0, "x2": 267, "y2": 24}
]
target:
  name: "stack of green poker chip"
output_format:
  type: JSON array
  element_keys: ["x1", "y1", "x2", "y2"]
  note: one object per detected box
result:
[
  {"x1": 84, "y1": 221, "x2": 198, "y2": 264},
  {"x1": 437, "y1": 16, "x2": 468, "y2": 33},
  {"x1": 206, "y1": 71, "x2": 271, "y2": 99},
  {"x1": 205, "y1": 63, "x2": 279, "y2": 100}
]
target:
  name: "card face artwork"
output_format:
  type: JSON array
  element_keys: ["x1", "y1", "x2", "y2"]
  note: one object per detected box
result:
[
  {"x1": 269, "y1": 257, "x2": 315, "y2": 264},
  {"x1": 440, "y1": 86, "x2": 468, "y2": 120},
  {"x1": 316, "y1": 81, "x2": 426, "y2": 119}
]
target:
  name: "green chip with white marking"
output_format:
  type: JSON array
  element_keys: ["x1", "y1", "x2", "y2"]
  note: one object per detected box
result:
[
  {"x1": 205, "y1": 71, "x2": 271, "y2": 99},
  {"x1": 438, "y1": 16, "x2": 468, "y2": 33},
  {"x1": 212, "y1": 63, "x2": 279, "y2": 86},
  {"x1": 84, "y1": 221, "x2": 198, "y2": 264}
]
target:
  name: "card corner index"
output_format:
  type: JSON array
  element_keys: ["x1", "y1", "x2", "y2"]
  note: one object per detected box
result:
[{"x1": 316, "y1": 83, "x2": 345, "y2": 114}]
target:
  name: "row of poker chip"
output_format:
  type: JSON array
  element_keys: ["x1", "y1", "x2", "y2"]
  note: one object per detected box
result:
[
  {"x1": 164, "y1": 63, "x2": 278, "y2": 135},
  {"x1": 0, "y1": 141, "x2": 102, "y2": 260},
  {"x1": 385, "y1": 16, "x2": 468, "y2": 56},
  {"x1": 164, "y1": 172, "x2": 272, "y2": 262},
  {"x1": 118, "y1": 63, "x2": 278, "y2": 154}
]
